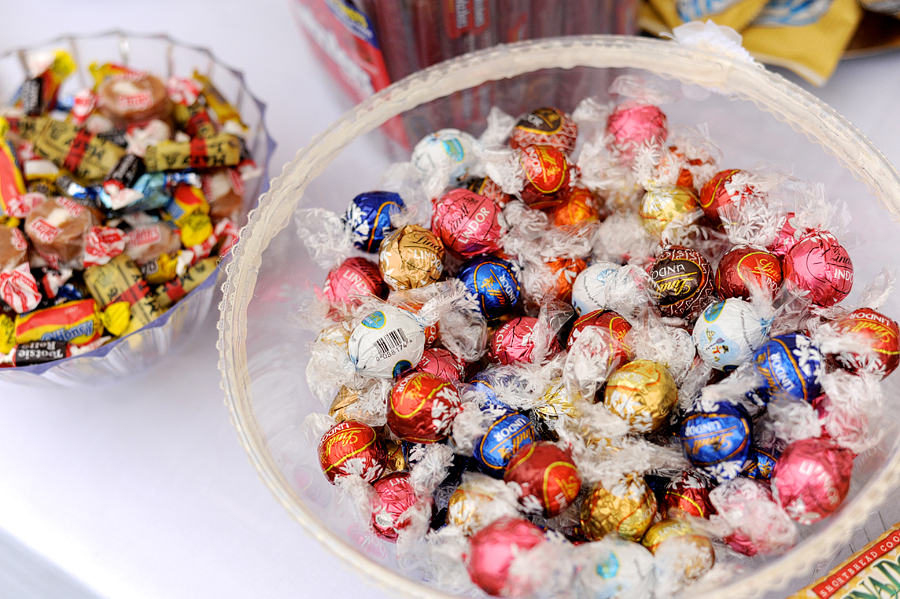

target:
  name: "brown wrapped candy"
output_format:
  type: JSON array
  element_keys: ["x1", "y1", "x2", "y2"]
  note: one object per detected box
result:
[
  {"x1": 24, "y1": 196, "x2": 98, "y2": 267},
  {"x1": 125, "y1": 222, "x2": 181, "y2": 264},
  {"x1": 96, "y1": 72, "x2": 173, "y2": 127},
  {"x1": 0, "y1": 226, "x2": 29, "y2": 272},
  {"x1": 580, "y1": 475, "x2": 658, "y2": 542},
  {"x1": 202, "y1": 168, "x2": 245, "y2": 222}
]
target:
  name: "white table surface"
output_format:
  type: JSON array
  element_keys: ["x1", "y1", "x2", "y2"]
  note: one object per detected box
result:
[{"x1": 0, "y1": 2, "x2": 899, "y2": 599}]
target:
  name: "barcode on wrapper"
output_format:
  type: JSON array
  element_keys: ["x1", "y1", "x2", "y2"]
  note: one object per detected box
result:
[{"x1": 374, "y1": 328, "x2": 409, "y2": 361}]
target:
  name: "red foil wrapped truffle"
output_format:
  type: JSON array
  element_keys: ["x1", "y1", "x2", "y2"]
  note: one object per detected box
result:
[
  {"x1": 518, "y1": 145, "x2": 570, "y2": 209},
  {"x1": 317, "y1": 420, "x2": 386, "y2": 484},
  {"x1": 567, "y1": 309, "x2": 634, "y2": 367},
  {"x1": 771, "y1": 437, "x2": 854, "y2": 525},
  {"x1": 698, "y1": 169, "x2": 749, "y2": 222},
  {"x1": 488, "y1": 316, "x2": 561, "y2": 366},
  {"x1": 503, "y1": 441, "x2": 582, "y2": 517},
  {"x1": 323, "y1": 256, "x2": 389, "y2": 306},
  {"x1": 509, "y1": 107, "x2": 578, "y2": 155},
  {"x1": 649, "y1": 246, "x2": 714, "y2": 320},
  {"x1": 387, "y1": 372, "x2": 461, "y2": 443},
  {"x1": 414, "y1": 347, "x2": 466, "y2": 382},
  {"x1": 834, "y1": 308, "x2": 900, "y2": 378},
  {"x1": 431, "y1": 189, "x2": 504, "y2": 258},
  {"x1": 466, "y1": 516, "x2": 546, "y2": 597},
  {"x1": 783, "y1": 230, "x2": 853, "y2": 307},
  {"x1": 714, "y1": 246, "x2": 783, "y2": 301},
  {"x1": 768, "y1": 213, "x2": 802, "y2": 258},
  {"x1": 606, "y1": 101, "x2": 667, "y2": 158},
  {"x1": 371, "y1": 472, "x2": 419, "y2": 541},
  {"x1": 663, "y1": 471, "x2": 715, "y2": 519}
]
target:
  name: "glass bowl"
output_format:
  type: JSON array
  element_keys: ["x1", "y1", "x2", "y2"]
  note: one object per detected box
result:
[
  {"x1": 219, "y1": 36, "x2": 900, "y2": 599},
  {"x1": 0, "y1": 31, "x2": 274, "y2": 386}
]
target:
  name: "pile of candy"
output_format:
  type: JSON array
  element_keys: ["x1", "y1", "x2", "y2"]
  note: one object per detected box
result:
[
  {"x1": 0, "y1": 49, "x2": 257, "y2": 367},
  {"x1": 300, "y1": 75, "x2": 898, "y2": 598}
]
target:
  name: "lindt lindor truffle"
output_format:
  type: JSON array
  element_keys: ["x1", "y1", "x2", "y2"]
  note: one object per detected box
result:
[
  {"x1": 834, "y1": 308, "x2": 900, "y2": 378},
  {"x1": 431, "y1": 189, "x2": 503, "y2": 258},
  {"x1": 692, "y1": 299, "x2": 772, "y2": 371},
  {"x1": 317, "y1": 420, "x2": 386, "y2": 483},
  {"x1": 474, "y1": 411, "x2": 536, "y2": 477},
  {"x1": 379, "y1": 224, "x2": 445, "y2": 291},
  {"x1": 680, "y1": 401, "x2": 752, "y2": 483},
  {"x1": 574, "y1": 536, "x2": 655, "y2": 599},
  {"x1": 503, "y1": 441, "x2": 581, "y2": 517},
  {"x1": 606, "y1": 101, "x2": 667, "y2": 158},
  {"x1": 387, "y1": 371, "x2": 461, "y2": 443},
  {"x1": 371, "y1": 472, "x2": 419, "y2": 541},
  {"x1": 414, "y1": 347, "x2": 465, "y2": 382},
  {"x1": 698, "y1": 169, "x2": 747, "y2": 222},
  {"x1": 649, "y1": 246, "x2": 714, "y2": 320},
  {"x1": 488, "y1": 316, "x2": 561, "y2": 366},
  {"x1": 323, "y1": 256, "x2": 389, "y2": 307},
  {"x1": 457, "y1": 256, "x2": 521, "y2": 320},
  {"x1": 604, "y1": 359, "x2": 678, "y2": 434},
  {"x1": 783, "y1": 230, "x2": 853, "y2": 307},
  {"x1": 580, "y1": 475, "x2": 658, "y2": 542},
  {"x1": 345, "y1": 190, "x2": 405, "y2": 253},
  {"x1": 771, "y1": 437, "x2": 854, "y2": 525},
  {"x1": 412, "y1": 128, "x2": 479, "y2": 186},
  {"x1": 552, "y1": 185, "x2": 601, "y2": 228},
  {"x1": 638, "y1": 185, "x2": 699, "y2": 236},
  {"x1": 567, "y1": 309, "x2": 634, "y2": 367},
  {"x1": 662, "y1": 471, "x2": 715, "y2": 519},
  {"x1": 465, "y1": 516, "x2": 545, "y2": 597},
  {"x1": 348, "y1": 306, "x2": 426, "y2": 379},
  {"x1": 753, "y1": 333, "x2": 823, "y2": 403},
  {"x1": 642, "y1": 519, "x2": 715, "y2": 592},
  {"x1": 509, "y1": 107, "x2": 578, "y2": 155},
  {"x1": 517, "y1": 145, "x2": 571, "y2": 209},
  {"x1": 570, "y1": 261, "x2": 621, "y2": 317},
  {"x1": 714, "y1": 246, "x2": 783, "y2": 300}
]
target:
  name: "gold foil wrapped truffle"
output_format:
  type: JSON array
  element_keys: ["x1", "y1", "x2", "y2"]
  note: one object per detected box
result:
[
  {"x1": 604, "y1": 360, "x2": 678, "y2": 434},
  {"x1": 378, "y1": 224, "x2": 445, "y2": 291},
  {"x1": 580, "y1": 474, "x2": 658, "y2": 542},
  {"x1": 638, "y1": 185, "x2": 699, "y2": 236}
]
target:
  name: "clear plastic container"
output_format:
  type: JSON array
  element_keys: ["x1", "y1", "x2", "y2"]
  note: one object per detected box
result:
[
  {"x1": 0, "y1": 32, "x2": 274, "y2": 386},
  {"x1": 219, "y1": 36, "x2": 900, "y2": 598}
]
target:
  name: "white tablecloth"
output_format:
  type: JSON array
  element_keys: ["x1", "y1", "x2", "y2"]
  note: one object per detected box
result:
[{"x1": 0, "y1": 2, "x2": 899, "y2": 598}]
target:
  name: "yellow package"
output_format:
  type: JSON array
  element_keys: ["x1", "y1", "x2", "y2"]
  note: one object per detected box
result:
[
  {"x1": 741, "y1": 0, "x2": 863, "y2": 85},
  {"x1": 647, "y1": 0, "x2": 769, "y2": 31},
  {"x1": 789, "y1": 523, "x2": 900, "y2": 599}
]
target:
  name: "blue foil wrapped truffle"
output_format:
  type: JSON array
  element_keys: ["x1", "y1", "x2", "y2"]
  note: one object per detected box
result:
[
  {"x1": 473, "y1": 411, "x2": 535, "y2": 477},
  {"x1": 680, "y1": 401, "x2": 751, "y2": 483},
  {"x1": 743, "y1": 448, "x2": 779, "y2": 480},
  {"x1": 344, "y1": 191, "x2": 405, "y2": 252},
  {"x1": 752, "y1": 333, "x2": 823, "y2": 403},
  {"x1": 457, "y1": 256, "x2": 521, "y2": 320}
]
